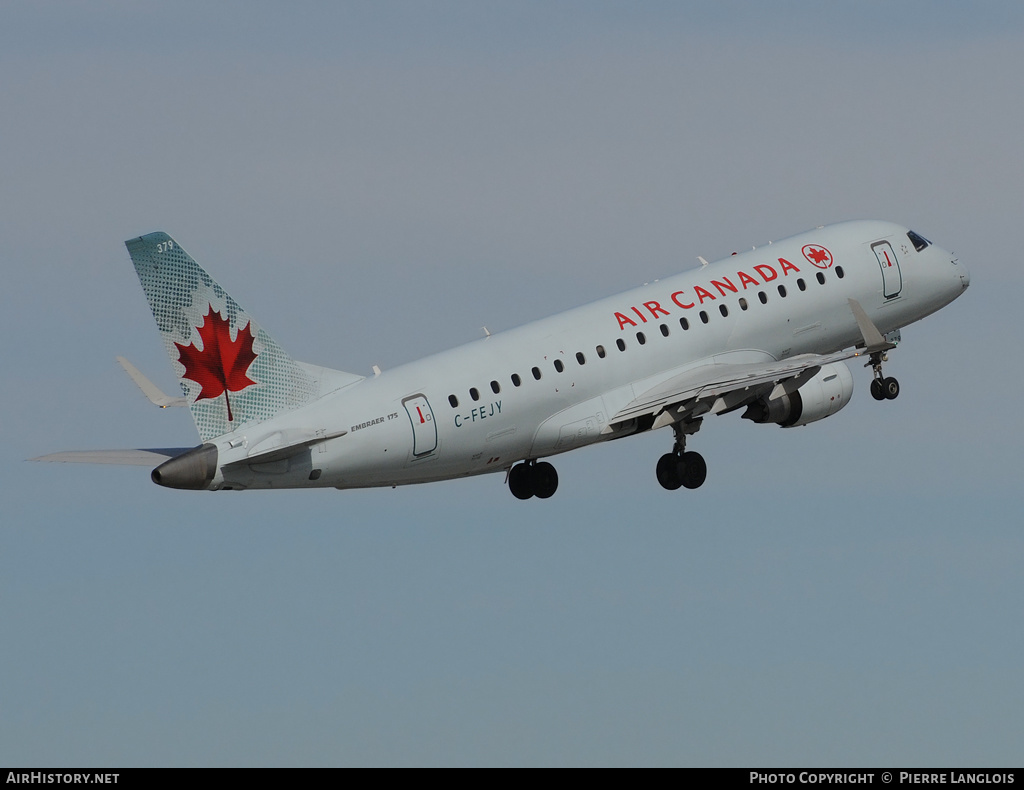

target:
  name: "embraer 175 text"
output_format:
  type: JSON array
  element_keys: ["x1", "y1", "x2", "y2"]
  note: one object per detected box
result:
[{"x1": 36, "y1": 221, "x2": 969, "y2": 499}]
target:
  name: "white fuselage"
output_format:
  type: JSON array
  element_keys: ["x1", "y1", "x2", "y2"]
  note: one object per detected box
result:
[{"x1": 209, "y1": 220, "x2": 968, "y2": 491}]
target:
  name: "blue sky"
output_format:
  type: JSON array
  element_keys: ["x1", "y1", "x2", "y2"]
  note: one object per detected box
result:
[{"x1": 2, "y1": 1, "x2": 1023, "y2": 766}]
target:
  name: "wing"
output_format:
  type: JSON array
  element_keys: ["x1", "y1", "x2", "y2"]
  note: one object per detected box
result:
[
  {"x1": 605, "y1": 348, "x2": 866, "y2": 433},
  {"x1": 605, "y1": 297, "x2": 892, "y2": 433}
]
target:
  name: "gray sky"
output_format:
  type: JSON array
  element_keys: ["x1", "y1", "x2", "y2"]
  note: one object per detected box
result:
[{"x1": 2, "y1": 1, "x2": 1023, "y2": 766}]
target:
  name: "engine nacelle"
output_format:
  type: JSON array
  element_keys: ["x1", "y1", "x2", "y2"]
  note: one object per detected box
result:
[{"x1": 742, "y1": 361, "x2": 854, "y2": 428}]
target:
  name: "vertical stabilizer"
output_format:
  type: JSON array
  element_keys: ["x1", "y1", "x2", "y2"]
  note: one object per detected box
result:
[{"x1": 126, "y1": 232, "x2": 325, "y2": 441}]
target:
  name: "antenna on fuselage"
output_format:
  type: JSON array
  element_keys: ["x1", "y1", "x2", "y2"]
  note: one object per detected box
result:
[{"x1": 698, "y1": 256, "x2": 709, "y2": 268}]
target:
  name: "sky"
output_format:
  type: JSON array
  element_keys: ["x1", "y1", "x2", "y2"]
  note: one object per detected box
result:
[{"x1": 2, "y1": 0, "x2": 1023, "y2": 767}]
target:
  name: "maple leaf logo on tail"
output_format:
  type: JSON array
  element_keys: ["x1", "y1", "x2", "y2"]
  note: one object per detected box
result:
[
  {"x1": 127, "y1": 231, "x2": 358, "y2": 442},
  {"x1": 175, "y1": 306, "x2": 258, "y2": 422}
]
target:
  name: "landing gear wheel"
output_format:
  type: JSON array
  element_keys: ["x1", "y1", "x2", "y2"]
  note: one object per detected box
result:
[
  {"x1": 679, "y1": 451, "x2": 707, "y2": 489},
  {"x1": 533, "y1": 462, "x2": 559, "y2": 499},
  {"x1": 508, "y1": 463, "x2": 534, "y2": 500},
  {"x1": 509, "y1": 461, "x2": 558, "y2": 499},
  {"x1": 657, "y1": 453, "x2": 683, "y2": 490},
  {"x1": 868, "y1": 351, "x2": 899, "y2": 403},
  {"x1": 658, "y1": 418, "x2": 707, "y2": 492}
]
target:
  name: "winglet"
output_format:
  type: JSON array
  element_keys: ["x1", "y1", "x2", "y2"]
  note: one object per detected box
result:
[
  {"x1": 116, "y1": 356, "x2": 188, "y2": 408},
  {"x1": 848, "y1": 299, "x2": 896, "y2": 354}
]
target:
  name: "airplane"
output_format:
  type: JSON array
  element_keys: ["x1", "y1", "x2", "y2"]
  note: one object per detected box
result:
[{"x1": 35, "y1": 220, "x2": 969, "y2": 498}]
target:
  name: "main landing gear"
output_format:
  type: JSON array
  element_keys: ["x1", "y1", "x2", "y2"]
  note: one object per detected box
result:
[
  {"x1": 867, "y1": 351, "x2": 900, "y2": 401},
  {"x1": 508, "y1": 460, "x2": 559, "y2": 500},
  {"x1": 656, "y1": 419, "x2": 707, "y2": 491}
]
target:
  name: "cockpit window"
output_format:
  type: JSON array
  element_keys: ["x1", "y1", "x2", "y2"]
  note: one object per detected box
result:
[{"x1": 907, "y1": 230, "x2": 931, "y2": 252}]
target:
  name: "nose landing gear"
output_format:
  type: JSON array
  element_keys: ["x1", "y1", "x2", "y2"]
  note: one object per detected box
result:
[
  {"x1": 867, "y1": 351, "x2": 900, "y2": 401},
  {"x1": 656, "y1": 419, "x2": 707, "y2": 491}
]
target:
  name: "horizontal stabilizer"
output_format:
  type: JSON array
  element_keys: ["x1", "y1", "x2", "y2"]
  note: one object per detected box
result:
[
  {"x1": 117, "y1": 356, "x2": 188, "y2": 407},
  {"x1": 31, "y1": 448, "x2": 194, "y2": 466}
]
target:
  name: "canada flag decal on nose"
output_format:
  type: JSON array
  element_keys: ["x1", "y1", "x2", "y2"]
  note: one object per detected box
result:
[{"x1": 174, "y1": 305, "x2": 258, "y2": 422}]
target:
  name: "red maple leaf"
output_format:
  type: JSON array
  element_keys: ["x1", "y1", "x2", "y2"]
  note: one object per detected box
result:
[
  {"x1": 175, "y1": 305, "x2": 257, "y2": 422},
  {"x1": 807, "y1": 247, "x2": 831, "y2": 264}
]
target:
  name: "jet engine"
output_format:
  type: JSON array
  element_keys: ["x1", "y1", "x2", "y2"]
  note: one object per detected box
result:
[{"x1": 742, "y1": 361, "x2": 854, "y2": 428}]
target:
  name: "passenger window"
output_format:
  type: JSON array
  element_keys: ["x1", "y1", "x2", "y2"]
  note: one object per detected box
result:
[
  {"x1": 596, "y1": 345, "x2": 606, "y2": 359},
  {"x1": 576, "y1": 352, "x2": 586, "y2": 365},
  {"x1": 448, "y1": 394, "x2": 459, "y2": 408},
  {"x1": 532, "y1": 367, "x2": 542, "y2": 380},
  {"x1": 490, "y1": 380, "x2": 500, "y2": 394},
  {"x1": 511, "y1": 373, "x2": 522, "y2": 387},
  {"x1": 660, "y1": 324, "x2": 670, "y2": 337},
  {"x1": 758, "y1": 291, "x2": 768, "y2": 304},
  {"x1": 739, "y1": 297, "x2": 748, "y2": 311},
  {"x1": 699, "y1": 311, "x2": 709, "y2": 324},
  {"x1": 636, "y1": 332, "x2": 646, "y2": 345},
  {"x1": 835, "y1": 266, "x2": 845, "y2": 279},
  {"x1": 816, "y1": 272, "x2": 825, "y2": 285},
  {"x1": 616, "y1": 338, "x2": 626, "y2": 351},
  {"x1": 778, "y1": 285, "x2": 787, "y2": 298},
  {"x1": 719, "y1": 304, "x2": 728, "y2": 317},
  {"x1": 554, "y1": 359, "x2": 564, "y2": 373},
  {"x1": 680, "y1": 317, "x2": 690, "y2": 330},
  {"x1": 470, "y1": 387, "x2": 480, "y2": 401},
  {"x1": 797, "y1": 278, "x2": 806, "y2": 291}
]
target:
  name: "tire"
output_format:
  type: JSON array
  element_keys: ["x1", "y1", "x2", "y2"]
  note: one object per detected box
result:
[
  {"x1": 508, "y1": 463, "x2": 534, "y2": 500},
  {"x1": 883, "y1": 376, "x2": 900, "y2": 400},
  {"x1": 533, "y1": 462, "x2": 559, "y2": 499},
  {"x1": 680, "y1": 451, "x2": 707, "y2": 489},
  {"x1": 657, "y1": 453, "x2": 682, "y2": 490},
  {"x1": 870, "y1": 379, "x2": 886, "y2": 401}
]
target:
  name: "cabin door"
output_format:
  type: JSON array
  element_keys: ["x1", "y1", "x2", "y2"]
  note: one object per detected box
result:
[
  {"x1": 403, "y1": 394, "x2": 438, "y2": 458},
  {"x1": 872, "y1": 240, "x2": 903, "y2": 299}
]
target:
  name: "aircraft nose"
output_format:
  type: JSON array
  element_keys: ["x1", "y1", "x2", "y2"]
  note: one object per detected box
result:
[{"x1": 954, "y1": 255, "x2": 970, "y2": 290}]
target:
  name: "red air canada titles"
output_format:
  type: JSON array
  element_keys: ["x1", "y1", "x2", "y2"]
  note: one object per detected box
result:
[{"x1": 612, "y1": 256, "x2": 806, "y2": 331}]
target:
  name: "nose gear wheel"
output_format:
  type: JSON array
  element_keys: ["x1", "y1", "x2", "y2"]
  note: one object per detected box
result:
[{"x1": 867, "y1": 351, "x2": 900, "y2": 401}]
